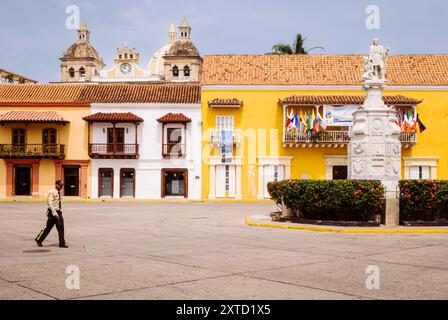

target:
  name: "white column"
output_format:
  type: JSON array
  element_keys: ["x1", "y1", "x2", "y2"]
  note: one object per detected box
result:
[
  {"x1": 208, "y1": 165, "x2": 216, "y2": 200},
  {"x1": 235, "y1": 164, "x2": 242, "y2": 200},
  {"x1": 257, "y1": 164, "x2": 264, "y2": 199}
]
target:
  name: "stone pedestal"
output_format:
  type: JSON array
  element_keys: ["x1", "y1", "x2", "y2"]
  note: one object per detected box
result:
[
  {"x1": 348, "y1": 80, "x2": 401, "y2": 226},
  {"x1": 385, "y1": 198, "x2": 400, "y2": 226}
]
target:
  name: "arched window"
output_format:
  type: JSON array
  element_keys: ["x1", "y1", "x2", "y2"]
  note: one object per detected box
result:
[
  {"x1": 69, "y1": 68, "x2": 75, "y2": 78},
  {"x1": 172, "y1": 65, "x2": 179, "y2": 77},
  {"x1": 79, "y1": 67, "x2": 86, "y2": 78},
  {"x1": 183, "y1": 65, "x2": 190, "y2": 77}
]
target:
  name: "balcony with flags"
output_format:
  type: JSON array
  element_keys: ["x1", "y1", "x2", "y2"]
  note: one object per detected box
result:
[{"x1": 279, "y1": 95, "x2": 423, "y2": 148}]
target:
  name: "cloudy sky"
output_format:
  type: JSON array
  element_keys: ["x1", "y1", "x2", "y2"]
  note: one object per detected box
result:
[{"x1": 1, "y1": 0, "x2": 447, "y2": 82}]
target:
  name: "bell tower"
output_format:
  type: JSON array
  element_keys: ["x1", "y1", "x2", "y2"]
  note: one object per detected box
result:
[{"x1": 178, "y1": 17, "x2": 191, "y2": 40}]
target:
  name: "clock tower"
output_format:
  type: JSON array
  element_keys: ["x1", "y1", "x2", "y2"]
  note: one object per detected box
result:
[{"x1": 94, "y1": 45, "x2": 148, "y2": 81}]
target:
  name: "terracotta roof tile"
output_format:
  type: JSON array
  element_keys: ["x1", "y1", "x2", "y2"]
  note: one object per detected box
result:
[
  {"x1": 208, "y1": 98, "x2": 243, "y2": 107},
  {"x1": 157, "y1": 113, "x2": 192, "y2": 123},
  {"x1": 279, "y1": 95, "x2": 422, "y2": 106},
  {"x1": 202, "y1": 55, "x2": 448, "y2": 86},
  {"x1": 0, "y1": 111, "x2": 68, "y2": 123},
  {"x1": 0, "y1": 82, "x2": 201, "y2": 105},
  {"x1": 83, "y1": 112, "x2": 143, "y2": 122}
]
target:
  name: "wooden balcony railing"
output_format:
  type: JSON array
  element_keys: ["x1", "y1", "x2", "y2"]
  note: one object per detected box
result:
[
  {"x1": 210, "y1": 130, "x2": 241, "y2": 146},
  {"x1": 88, "y1": 143, "x2": 139, "y2": 159},
  {"x1": 162, "y1": 143, "x2": 186, "y2": 158},
  {"x1": 0, "y1": 144, "x2": 65, "y2": 159}
]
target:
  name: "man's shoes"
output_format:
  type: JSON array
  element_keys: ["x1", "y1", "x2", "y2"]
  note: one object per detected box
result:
[
  {"x1": 35, "y1": 240, "x2": 43, "y2": 247},
  {"x1": 59, "y1": 244, "x2": 69, "y2": 248}
]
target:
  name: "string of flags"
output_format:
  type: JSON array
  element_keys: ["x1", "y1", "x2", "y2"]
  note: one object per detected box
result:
[
  {"x1": 285, "y1": 108, "x2": 427, "y2": 133},
  {"x1": 395, "y1": 110, "x2": 426, "y2": 133},
  {"x1": 285, "y1": 109, "x2": 326, "y2": 133}
]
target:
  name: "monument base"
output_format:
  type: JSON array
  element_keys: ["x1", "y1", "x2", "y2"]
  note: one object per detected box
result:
[{"x1": 385, "y1": 198, "x2": 400, "y2": 226}]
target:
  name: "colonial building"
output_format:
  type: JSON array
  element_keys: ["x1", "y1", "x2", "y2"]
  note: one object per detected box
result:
[
  {"x1": 0, "y1": 68, "x2": 37, "y2": 84},
  {"x1": 201, "y1": 54, "x2": 448, "y2": 200},
  {"x1": 0, "y1": 82, "x2": 201, "y2": 200},
  {"x1": 67, "y1": 18, "x2": 202, "y2": 83},
  {"x1": 60, "y1": 22, "x2": 105, "y2": 82}
]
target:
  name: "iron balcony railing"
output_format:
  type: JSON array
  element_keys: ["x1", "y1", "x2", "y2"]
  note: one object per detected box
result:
[
  {"x1": 210, "y1": 130, "x2": 241, "y2": 145},
  {"x1": 283, "y1": 131, "x2": 417, "y2": 144},
  {"x1": 0, "y1": 144, "x2": 65, "y2": 159},
  {"x1": 88, "y1": 143, "x2": 139, "y2": 158},
  {"x1": 162, "y1": 143, "x2": 186, "y2": 158}
]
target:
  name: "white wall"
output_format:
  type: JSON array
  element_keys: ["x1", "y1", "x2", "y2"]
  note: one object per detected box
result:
[{"x1": 89, "y1": 103, "x2": 202, "y2": 199}]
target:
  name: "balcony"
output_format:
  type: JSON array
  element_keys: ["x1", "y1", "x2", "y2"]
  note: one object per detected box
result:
[
  {"x1": 0, "y1": 144, "x2": 65, "y2": 159},
  {"x1": 162, "y1": 143, "x2": 186, "y2": 158},
  {"x1": 88, "y1": 143, "x2": 139, "y2": 159},
  {"x1": 399, "y1": 132, "x2": 417, "y2": 148},
  {"x1": 283, "y1": 131, "x2": 417, "y2": 148},
  {"x1": 210, "y1": 130, "x2": 241, "y2": 147},
  {"x1": 283, "y1": 131, "x2": 349, "y2": 148}
]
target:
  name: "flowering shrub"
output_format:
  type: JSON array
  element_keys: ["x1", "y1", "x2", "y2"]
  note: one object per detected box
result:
[
  {"x1": 267, "y1": 180, "x2": 384, "y2": 221},
  {"x1": 399, "y1": 180, "x2": 448, "y2": 221}
]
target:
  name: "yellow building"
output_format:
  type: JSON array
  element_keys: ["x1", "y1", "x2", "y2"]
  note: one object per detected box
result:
[
  {"x1": 201, "y1": 54, "x2": 448, "y2": 201},
  {"x1": 0, "y1": 84, "x2": 91, "y2": 198}
]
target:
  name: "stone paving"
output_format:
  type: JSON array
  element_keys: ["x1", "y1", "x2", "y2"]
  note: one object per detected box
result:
[{"x1": 1, "y1": 202, "x2": 448, "y2": 300}]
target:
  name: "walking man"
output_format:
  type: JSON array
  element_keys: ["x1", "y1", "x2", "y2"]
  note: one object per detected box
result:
[{"x1": 35, "y1": 180, "x2": 68, "y2": 248}]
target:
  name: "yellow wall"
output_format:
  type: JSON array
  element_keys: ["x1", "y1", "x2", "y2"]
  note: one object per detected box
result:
[
  {"x1": 201, "y1": 88, "x2": 448, "y2": 200},
  {"x1": 0, "y1": 106, "x2": 91, "y2": 198}
]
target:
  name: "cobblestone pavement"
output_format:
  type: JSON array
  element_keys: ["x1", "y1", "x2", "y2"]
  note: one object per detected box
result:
[{"x1": 1, "y1": 202, "x2": 448, "y2": 300}]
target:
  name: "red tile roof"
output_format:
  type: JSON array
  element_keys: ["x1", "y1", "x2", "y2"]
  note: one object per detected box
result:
[
  {"x1": 0, "y1": 82, "x2": 201, "y2": 105},
  {"x1": 202, "y1": 54, "x2": 448, "y2": 86},
  {"x1": 279, "y1": 95, "x2": 422, "y2": 106},
  {"x1": 83, "y1": 112, "x2": 144, "y2": 123},
  {"x1": 0, "y1": 111, "x2": 69, "y2": 123},
  {"x1": 208, "y1": 98, "x2": 243, "y2": 108},
  {"x1": 157, "y1": 113, "x2": 192, "y2": 123}
]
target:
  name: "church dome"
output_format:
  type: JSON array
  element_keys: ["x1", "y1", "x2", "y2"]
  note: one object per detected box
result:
[
  {"x1": 62, "y1": 42, "x2": 102, "y2": 61},
  {"x1": 166, "y1": 39, "x2": 200, "y2": 57},
  {"x1": 147, "y1": 43, "x2": 173, "y2": 76}
]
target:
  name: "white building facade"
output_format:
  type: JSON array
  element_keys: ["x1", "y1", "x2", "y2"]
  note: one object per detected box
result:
[{"x1": 83, "y1": 85, "x2": 202, "y2": 200}]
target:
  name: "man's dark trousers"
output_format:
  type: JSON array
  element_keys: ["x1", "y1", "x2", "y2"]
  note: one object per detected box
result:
[{"x1": 35, "y1": 210, "x2": 66, "y2": 245}]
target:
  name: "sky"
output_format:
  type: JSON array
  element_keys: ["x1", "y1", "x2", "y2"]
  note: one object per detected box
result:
[{"x1": 1, "y1": 0, "x2": 447, "y2": 83}]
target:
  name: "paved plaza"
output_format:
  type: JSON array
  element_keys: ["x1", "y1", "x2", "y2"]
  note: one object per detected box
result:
[{"x1": 1, "y1": 201, "x2": 448, "y2": 300}]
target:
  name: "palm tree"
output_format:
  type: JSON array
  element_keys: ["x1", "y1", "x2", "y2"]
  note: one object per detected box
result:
[{"x1": 270, "y1": 33, "x2": 325, "y2": 54}]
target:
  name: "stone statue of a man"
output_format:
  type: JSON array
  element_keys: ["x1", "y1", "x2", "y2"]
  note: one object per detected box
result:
[{"x1": 368, "y1": 38, "x2": 390, "y2": 81}]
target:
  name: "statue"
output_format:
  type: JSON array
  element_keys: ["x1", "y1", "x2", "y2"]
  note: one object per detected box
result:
[{"x1": 363, "y1": 38, "x2": 390, "y2": 82}]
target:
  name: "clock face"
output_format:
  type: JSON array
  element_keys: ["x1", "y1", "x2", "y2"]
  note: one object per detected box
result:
[{"x1": 120, "y1": 63, "x2": 132, "y2": 75}]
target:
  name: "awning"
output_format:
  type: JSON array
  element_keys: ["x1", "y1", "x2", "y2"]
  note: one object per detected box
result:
[
  {"x1": 208, "y1": 98, "x2": 243, "y2": 108},
  {"x1": 0, "y1": 111, "x2": 69, "y2": 124},
  {"x1": 157, "y1": 113, "x2": 191, "y2": 123},
  {"x1": 83, "y1": 112, "x2": 144, "y2": 123},
  {"x1": 279, "y1": 95, "x2": 423, "y2": 106}
]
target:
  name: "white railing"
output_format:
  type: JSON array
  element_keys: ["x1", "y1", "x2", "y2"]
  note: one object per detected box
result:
[
  {"x1": 210, "y1": 130, "x2": 241, "y2": 145},
  {"x1": 399, "y1": 132, "x2": 417, "y2": 143},
  {"x1": 283, "y1": 130, "x2": 417, "y2": 144},
  {"x1": 283, "y1": 131, "x2": 349, "y2": 143}
]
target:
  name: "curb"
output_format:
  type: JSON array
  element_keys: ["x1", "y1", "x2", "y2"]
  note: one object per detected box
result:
[{"x1": 245, "y1": 216, "x2": 448, "y2": 234}]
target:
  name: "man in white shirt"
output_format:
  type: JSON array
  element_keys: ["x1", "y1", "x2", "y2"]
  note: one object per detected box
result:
[{"x1": 35, "y1": 180, "x2": 68, "y2": 248}]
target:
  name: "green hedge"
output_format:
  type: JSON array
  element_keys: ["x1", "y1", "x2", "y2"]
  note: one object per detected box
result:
[
  {"x1": 399, "y1": 180, "x2": 448, "y2": 221},
  {"x1": 267, "y1": 180, "x2": 384, "y2": 221}
]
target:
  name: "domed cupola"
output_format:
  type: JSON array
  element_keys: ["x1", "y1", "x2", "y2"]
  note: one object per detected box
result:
[
  {"x1": 161, "y1": 18, "x2": 203, "y2": 82},
  {"x1": 59, "y1": 22, "x2": 105, "y2": 82}
]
